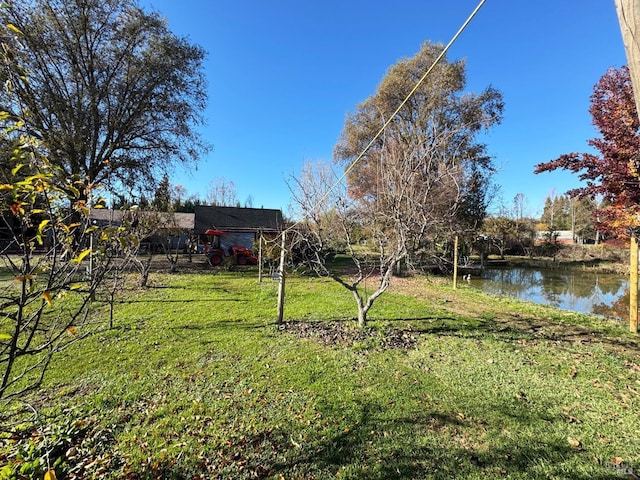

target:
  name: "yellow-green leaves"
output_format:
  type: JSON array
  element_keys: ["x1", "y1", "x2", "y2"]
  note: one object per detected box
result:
[
  {"x1": 6, "y1": 23, "x2": 23, "y2": 35},
  {"x1": 11, "y1": 163, "x2": 23, "y2": 175},
  {"x1": 71, "y1": 249, "x2": 91, "y2": 265},
  {"x1": 35, "y1": 219, "x2": 51, "y2": 245},
  {"x1": 42, "y1": 291, "x2": 53, "y2": 306},
  {"x1": 14, "y1": 274, "x2": 35, "y2": 282},
  {"x1": 75, "y1": 199, "x2": 88, "y2": 216},
  {"x1": 44, "y1": 468, "x2": 58, "y2": 480}
]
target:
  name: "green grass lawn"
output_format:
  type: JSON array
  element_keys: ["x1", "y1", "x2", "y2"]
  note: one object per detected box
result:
[{"x1": 1, "y1": 269, "x2": 639, "y2": 479}]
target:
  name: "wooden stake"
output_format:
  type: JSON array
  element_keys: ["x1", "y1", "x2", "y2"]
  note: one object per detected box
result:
[
  {"x1": 630, "y1": 233, "x2": 638, "y2": 333},
  {"x1": 258, "y1": 230, "x2": 263, "y2": 283},
  {"x1": 453, "y1": 235, "x2": 459, "y2": 289},
  {"x1": 276, "y1": 230, "x2": 286, "y2": 324}
]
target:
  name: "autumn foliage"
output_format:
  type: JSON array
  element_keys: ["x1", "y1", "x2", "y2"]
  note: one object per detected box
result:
[{"x1": 534, "y1": 66, "x2": 640, "y2": 236}]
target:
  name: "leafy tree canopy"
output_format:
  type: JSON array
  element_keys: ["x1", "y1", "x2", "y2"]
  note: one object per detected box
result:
[
  {"x1": 0, "y1": 0, "x2": 208, "y2": 197},
  {"x1": 334, "y1": 41, "x2": 503, "y2": 234},
  {"x1": 534, "y1": 66, "x2": 640, "y2": 235}
]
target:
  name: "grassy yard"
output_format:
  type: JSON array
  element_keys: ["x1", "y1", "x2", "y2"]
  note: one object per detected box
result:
[{"x1": 1, "y1": 268, "x2": 639, "y2": 479}]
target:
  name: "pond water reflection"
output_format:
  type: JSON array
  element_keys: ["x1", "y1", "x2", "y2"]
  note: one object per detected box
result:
[{"x1": 468, "y1": 267, "x2": 630, "y2": 320}]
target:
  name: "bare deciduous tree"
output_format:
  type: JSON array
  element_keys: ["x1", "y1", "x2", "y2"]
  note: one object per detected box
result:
[
  {"x1": 335, "y1": 41, "x2": 503, "y2": 267},
  {"x1": 291, "y1": 140, "x2": 473, "y2": 326},
  {"x1": 290, "y1": 43, "x2": 503, "y2": 327},
  {"x1": 290, "y1": 160, "x2": 393, "y2": 327},
  {"x1": 207, "y1": 177, "x2": 239, "y2": 207}
]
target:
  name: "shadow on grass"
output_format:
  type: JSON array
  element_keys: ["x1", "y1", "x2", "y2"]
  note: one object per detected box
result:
[
  {"x1": 382, "y1": 314, "x2": 639, "y2": 357},
  {"x1": 264, "y1": 399, "x2": 624, "y2": 480},
  {"x1": 12, "y1": 385, "x2": 629, "y2": 480},
  {"x1": 132, "y1": 397, "x2": 622, "y2": 479},
  {"x1": 56, "y1": 320, "x2": 631, "y2": 480},
  {"x1": 115, "y1": 297, "x2": 249, "y2": 304},
  {"x1": 170, "y1": 318, "x2": 268, "y2": 333}
]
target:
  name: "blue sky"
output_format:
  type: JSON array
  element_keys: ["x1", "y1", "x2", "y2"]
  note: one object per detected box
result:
[{"x1": 143, "y1": 0, "x2": 627, "y2": 218}]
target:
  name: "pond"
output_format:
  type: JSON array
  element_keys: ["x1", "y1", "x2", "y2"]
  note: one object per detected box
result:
[{"x1": 467, "y1": 267, "x2": 630, "y2": 320}]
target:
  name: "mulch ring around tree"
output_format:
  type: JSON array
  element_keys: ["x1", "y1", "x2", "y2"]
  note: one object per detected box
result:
[{"x1": 278, "y1": 321, "x2": 419, "y2": 351}]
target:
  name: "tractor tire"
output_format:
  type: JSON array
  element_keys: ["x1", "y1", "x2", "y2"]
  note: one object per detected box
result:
[
  {"x1": 208, "y1": 252, "x2": 223, "y2": 266},
  {"x1": 237, "y1": 255, "x2": 248, "y2": 265}
]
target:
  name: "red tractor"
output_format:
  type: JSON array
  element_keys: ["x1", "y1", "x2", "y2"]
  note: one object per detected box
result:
[{"x1": 203, "y1": 229, "x2": 258, "y2": 266}]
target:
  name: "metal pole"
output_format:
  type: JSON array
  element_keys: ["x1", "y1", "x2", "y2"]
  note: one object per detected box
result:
[{"x1": 89, "y1": 228, "x2": 95, "y2": 301}]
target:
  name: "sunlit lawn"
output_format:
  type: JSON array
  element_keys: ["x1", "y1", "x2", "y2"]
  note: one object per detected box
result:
[{"x1": 1, "y1": 268, "x2": 639, "y2": 479}]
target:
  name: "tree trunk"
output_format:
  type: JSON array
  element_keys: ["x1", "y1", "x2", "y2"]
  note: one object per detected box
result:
[
  {"x1": 139, "y1": 253, "x2": 153, "y2": 287},
  {"x1": 357, "y1": 308, "x2": 366, "y2": 328},
  {"x1": 349, "y1": 285, "x2": 370, "y2": 328},
  {"x1": 355, "y1": 293, "x2": 367, "y2": 327}
]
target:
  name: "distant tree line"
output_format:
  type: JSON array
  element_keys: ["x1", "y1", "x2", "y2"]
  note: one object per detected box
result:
[{"x1": 108, "y1": 175, "x2": 256, "y2": 212}]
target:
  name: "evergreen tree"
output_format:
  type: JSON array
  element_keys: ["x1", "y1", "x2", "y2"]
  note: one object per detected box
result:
[{"x1": 152, "y1": 174, "x2": 171, "y2": 211}]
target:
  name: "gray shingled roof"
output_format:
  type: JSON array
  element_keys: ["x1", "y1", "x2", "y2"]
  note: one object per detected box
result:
[
  {"x1": 88, "y1": 206, "x2": 282, "y2": 233},
  {"x1": 89, "y1": 209, "x2": 194, "y2": 230},
  {"x1": 194, "y1": 206, "x2": 283, "y2": 233}
]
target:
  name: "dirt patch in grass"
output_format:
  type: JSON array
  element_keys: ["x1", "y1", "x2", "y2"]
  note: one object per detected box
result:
[{"x1": 279, "y1": 321, "x2": 418, "y2": 350}]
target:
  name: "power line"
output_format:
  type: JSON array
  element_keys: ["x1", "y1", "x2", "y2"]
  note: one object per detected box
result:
[
  {"x1": 340, "y1": 0, "x2": 487, "y2": 184},
  {"x1": 286, "y1": 0, "x2": 487, "y2": 234}
]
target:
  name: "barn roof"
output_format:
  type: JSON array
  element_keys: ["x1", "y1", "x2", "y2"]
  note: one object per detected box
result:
[
  {"x1": 89, "y1": 209, "x2": 194, "y2": 230},
  {"x1": 194, "y1": 206, "x2": 283, "y2": 233},
  {"x1": 88, "y1": 206, "x2": 283, "y2": 233}
]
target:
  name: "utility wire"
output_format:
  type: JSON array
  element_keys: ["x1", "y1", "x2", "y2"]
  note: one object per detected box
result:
[{"x1": 285, "y1": 0, "x2": 486, "y2": 234}]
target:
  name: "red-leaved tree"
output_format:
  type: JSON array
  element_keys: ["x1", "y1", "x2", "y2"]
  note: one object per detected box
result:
[{"x1": 534, "y1": 65, "x2": 640, "y2": 236}]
